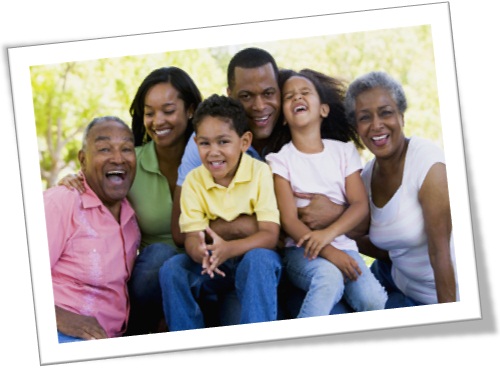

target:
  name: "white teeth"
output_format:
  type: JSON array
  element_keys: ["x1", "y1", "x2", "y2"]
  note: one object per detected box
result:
[
  {"x1": 210, "y1": 161, "x2": 224, "y2": 166},
  {"x1": 254, "y1": 115, "x2": 270, "y2": 122},
  {"x1": 372, "y1": 135, "x2": 388, "y2": 141},
  {"x1": 107, "y1": 170, "x2": 125, "y2": 175},
  {"x1": 294, "y1": 105, "x2": 307, "y2": 113},
  {"x1": 156, "y1": 128, "x2": 172, "y2": 136}
]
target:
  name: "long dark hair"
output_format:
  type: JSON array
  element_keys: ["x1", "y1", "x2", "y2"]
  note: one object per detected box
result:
[
  {"x1": 129, "y1": 66, "x2": 202, "y2": 147},
  {"x1": 268, "y1": 68, "x2": 362, "y2": 153}
]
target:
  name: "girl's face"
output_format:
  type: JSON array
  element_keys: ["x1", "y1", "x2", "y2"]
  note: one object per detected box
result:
[
  {"x1": 282, "y1": 76, "x2": 329, "y2": 131},
  {"x1": 143, "y1": 82, "x2": 192, "y2": 149},
  {"x1": 354, "y1": 87, "x2": 406, "y2": 160}
]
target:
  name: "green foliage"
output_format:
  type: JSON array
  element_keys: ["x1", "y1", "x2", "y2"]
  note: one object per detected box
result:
[{"x1": 32, "y1": 25, "x2": 441, "y2": 188}]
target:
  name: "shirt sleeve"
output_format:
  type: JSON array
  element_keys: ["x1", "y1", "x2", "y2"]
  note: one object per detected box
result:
[
  {"x1": 411, "y1": 137, "x2": 446, "y2": 189},
  {"x1": 43, "y1": 189, "x2": 70, "y2": 269},
  {"x1": 344, "y1": 141, "x2": 363, "y2": 177},
  {"x1": 179, "y1": 171, "x2": 209, "y2": 233},
  {"x1": 253, "y1": 163, "x2": 281, "y2": 225},
  {"x1": 265, "y1": 149, "x2": 290, "y2": 181},
  {"x1": 177, "y1": 132, "x2": 202, "y2": 186}
]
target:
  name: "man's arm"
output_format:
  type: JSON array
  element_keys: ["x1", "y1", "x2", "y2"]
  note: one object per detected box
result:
[
  {"x1": 204, "y1": 221, "x2": 280, "y2": 275},
  {"x1": 295, "y1": 192, "x2": 346, "y2": 230},
  {"x1": 55, "y1": 306, "x2": 108, "y2": 340},
  {"x1": 209, "y1": 215, "x2": 259, "y2": 241}
]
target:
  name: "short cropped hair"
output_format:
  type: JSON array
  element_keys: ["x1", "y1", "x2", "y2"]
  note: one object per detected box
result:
[
  {"x1": 192, "y1": 94, "x2": 249, "y2": 137},
  {"x1": 344, "y1": 71, "x2": 407, "y2": 126},
  {"x1": 227, "y1": 47, "x2": 279, "y2": 90}
]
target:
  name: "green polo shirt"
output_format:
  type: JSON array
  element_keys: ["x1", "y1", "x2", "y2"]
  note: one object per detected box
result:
[{"x1": 127, "y1": 141, "x2": 176, "y2": 251}]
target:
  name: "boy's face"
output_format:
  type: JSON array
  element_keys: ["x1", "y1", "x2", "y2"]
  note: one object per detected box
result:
[{"x1": 195, "y1": 116, "x2": 252, "y2": 187}]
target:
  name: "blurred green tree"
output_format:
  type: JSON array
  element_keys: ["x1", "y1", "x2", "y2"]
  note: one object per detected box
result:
[{"x1": 32, "y1": 25, "x2": 440, "y2": 188}]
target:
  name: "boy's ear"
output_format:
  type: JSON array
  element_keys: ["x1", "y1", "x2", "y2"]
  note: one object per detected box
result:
[
  {"x1": 241, "y1": 131, "x2": 253, "y2": 151},
  {"x1": 320, "y1": 103, "x2": 330, "y2": 118}
]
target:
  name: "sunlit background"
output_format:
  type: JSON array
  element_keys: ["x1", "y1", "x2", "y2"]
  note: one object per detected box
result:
[{"x1": 31, "y1": 25, "x2": 440, "y2": 190}]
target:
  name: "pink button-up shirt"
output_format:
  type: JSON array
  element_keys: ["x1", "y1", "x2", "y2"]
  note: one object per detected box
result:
[{"x1": 44, "y1": 177, "x2": 140, "y2": 338}]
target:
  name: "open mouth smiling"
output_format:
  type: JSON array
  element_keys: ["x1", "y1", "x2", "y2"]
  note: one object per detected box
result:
[
  {"x1": 209, "y1": 160, "x2": 225, "y2": 168},
  {"x1": 371, "y1": 134, "x2": 389, "y2": 146},
  {"x1": 253, "y1": 115, "x2": 271, "y2": 127},
  {"x1": 105, "y1": 170, "x2": 126, "y2": 183},
  {"x1": 155, "y1": 128, "x2": 172, "y2": 137},
  {"x1": 293, "y1": 105, "x2": 307, "y2": 113}
]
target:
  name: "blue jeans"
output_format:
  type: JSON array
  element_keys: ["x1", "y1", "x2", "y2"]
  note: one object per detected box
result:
[
  {"x1": 284, "y1": 247, "x2": 387, "y2": 318},
  {"x1": 159, "y1": 248, "x2": 282, "y2": 331},
  {"x1": 126, "y1": 242, "x2": 178, "y2": 335},
  {"x1": 57, "y1": 331, "x2": 84, "y2": 343},
  {"x1": 370, "y1": 259, "x2": 424, "y2": 308}
]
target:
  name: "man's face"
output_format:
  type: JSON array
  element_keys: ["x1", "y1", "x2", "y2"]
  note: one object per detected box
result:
[
  {"x1": 79, "y1": 120, "x2": 136, "y2": 208},
  {"x1": 227, "y1": 63, "x2": 280, "y2": 142}
]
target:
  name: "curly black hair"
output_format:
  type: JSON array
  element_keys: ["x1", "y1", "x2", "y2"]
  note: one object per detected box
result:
[{"x1": 192, "y1": 94, "x2": 250, "y2": 137}]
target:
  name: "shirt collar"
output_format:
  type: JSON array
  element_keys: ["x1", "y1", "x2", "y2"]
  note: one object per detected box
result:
[
  {"x1": 79, "y1": 171, "x2": 136, "y2": 224},
  {"x1": 200, "y1": 153, "x2": 254, "y2": 190},
  {"x1": 139, "y1": 141, "x2": 161, "y2": 174}
]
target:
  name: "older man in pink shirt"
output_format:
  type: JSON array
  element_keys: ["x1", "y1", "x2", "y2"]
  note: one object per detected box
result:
[{"x1": 43, "y1": 116, "x2": 140, "y2": 342}]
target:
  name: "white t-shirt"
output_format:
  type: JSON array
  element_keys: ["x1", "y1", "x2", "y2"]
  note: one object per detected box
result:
[
  {"x1": 266, "y1": 139, "x2": 363, "y2": 251},
  {"x1": 361, "y1": 136, "x2": 458, "y2": 304}
]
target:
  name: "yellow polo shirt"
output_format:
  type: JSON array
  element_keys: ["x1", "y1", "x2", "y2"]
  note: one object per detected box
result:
[{"x1": 180, "y1": 153, "x2": 280, "y2": 233}]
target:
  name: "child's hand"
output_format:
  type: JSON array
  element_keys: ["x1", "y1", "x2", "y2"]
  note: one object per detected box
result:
[
  {"x1": 327, "y1": 249, "x2": 362, "y2": 281},
  {"x1": 203, "y1": 226, "x2": 231, "y2": 277},
  {"x1": 201, "y1": 253, "x2": 226, "y2": 278},
  {"x1": 185, "y1": 231, "x2": 210, "y2": 264},
  {"x1": 297, "y1": 229, "x2": 335, "y2": 260}
]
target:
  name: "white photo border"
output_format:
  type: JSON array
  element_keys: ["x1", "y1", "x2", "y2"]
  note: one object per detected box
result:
[{"x1": 8, "y1": 2, "x2": 481, "y2": 365}]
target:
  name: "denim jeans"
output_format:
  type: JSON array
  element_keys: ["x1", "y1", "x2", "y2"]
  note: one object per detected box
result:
[
  {"x1": 126, "y1": 242, "x2": 178, "y2": 335},
  {"x1": 159, "y1": 248, "x2": 282, "y2": 331},
  {"x1": 370, "y1": 259, "x2": 424, "y2": 308},
  {"x1": 57, "y1": 331, "x2": 85, "y2": 343},
  {"x1": 284, "y1": 246, "x2": 387, "y2": 318}
]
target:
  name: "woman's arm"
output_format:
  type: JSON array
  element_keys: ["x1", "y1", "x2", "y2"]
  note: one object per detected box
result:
[
  {"x1": 356, "y1": 235, "x2": 390, "y2": 261},
  {"x1": 57, "y1": 172, "x2": 85, "y2": 192},
  {"x1": 419, "y1": 163, "x2": 456, "y2": 303},
  {"x1": 171, "y1": 185, "x2": 185, "y2": 247}
]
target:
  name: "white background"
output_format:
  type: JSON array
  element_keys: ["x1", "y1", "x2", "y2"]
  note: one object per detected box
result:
[{"x1": 1, "y1": 1, "x2": 497, "y2": 367}]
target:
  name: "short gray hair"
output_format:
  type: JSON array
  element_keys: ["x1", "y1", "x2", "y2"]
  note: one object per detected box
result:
[
  {"x1": 344, "y1": 71, "x2": 407, "y2": 126},
  {"x1": 81, "y1": 116, "x2": 130, "y2": 150}
]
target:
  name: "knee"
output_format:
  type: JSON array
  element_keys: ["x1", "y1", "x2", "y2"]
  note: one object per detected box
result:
[
  {"x1": 159, "y1": 254, "x2": 185, "y2": 285},
  {"x1": 141, "y1": 243, "x2": 177, "y2": 266},
  {"x1": 312, "y1": 266, "x2": 344, "y2": 293},
  {"x1": 241, "y1": 249, "x2": 282, "y2": 273}
]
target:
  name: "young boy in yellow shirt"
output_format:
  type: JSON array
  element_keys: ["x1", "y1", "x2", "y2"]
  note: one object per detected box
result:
[{"x1": 159, "y1": 94, "x2": 282, "y2": 331}]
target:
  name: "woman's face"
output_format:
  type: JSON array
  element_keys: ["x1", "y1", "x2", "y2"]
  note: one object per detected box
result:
[
  {"x1": 354, "y1": 87, "x2": 406, "y2": 159},
  {"x1": 143, "y1": 82, "x2": 191, "y2": 148}
]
